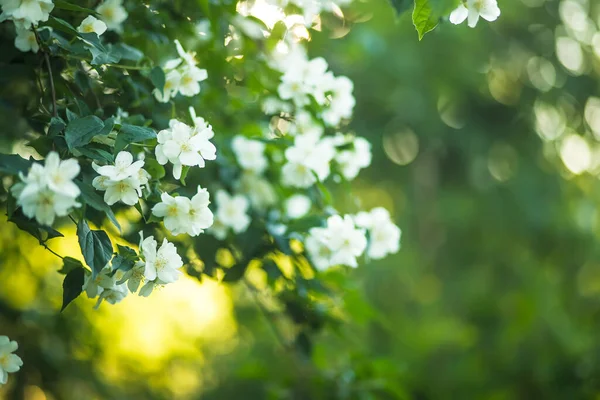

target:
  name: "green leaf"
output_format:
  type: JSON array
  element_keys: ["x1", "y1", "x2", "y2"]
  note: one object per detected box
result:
[
  {"x1": 59, "y1": 257, "x2": 84, "y2": 274},
  {"x1": 113, "y1": 43, "x2": 144, "y2": 62},
  {"x1": 8, "y1": 208, "x2": 64, "y2": 243},
  {"x1": 112, "y1": 245, "x2": 138, "y2": 273},
  {"x1": 98, "y1": 117, "x2": 115, "y2": 136},
  {"x1": 54, "y1": 0, "x2": 98, "y2": 14},
  {"x1": 65, "y1": 115, "x2": 104, "y2": 149},
  {"x1": 66, "y1": 108, "x2": 78, "y2": 122},
  {"x1": 0, "y1": 153, "x2": 33, "y2": 175},
  {"x1": 89, "y1": 45, "x2": 122, "y2": 65},
  {"x1": 144, "y1": 157, "x2": 165, "y2": 180},
  {"x1": 180, "y1": 165, "x2": 190, "y2": 185},
  {"x1": 389, "y1": 0, "x2": 413, "y2": 15},
  {"x1": 61, "y1": 267, "x2": 85, "y2": 312},
  {"x1": 27, "y1": 136, "x2": 55, "y2": 156},
  {"x1": 47, "y1": 16, "x2": 79, "y2": 36},
  {"x1": 115, "y1": 124, "x2": 157, "y2": 152},
  {"x1": 412, "y1": 0, "x2": 438, "y2": 40},
  {"x1": 76, "y1": 146, "x2": 114, "y2": 164},
  {"x1": 48, "y1": 116, "x2": 66, "y2": 136},
  {"x1": 76, "y1": 180, "x2": 121, "y2": 231},
  {"x1": 149, "y1": 66, "x2": 165, "y2": 95},
  {"x1": 77, "y1": 219, "x2": 113, "y2": 278}
]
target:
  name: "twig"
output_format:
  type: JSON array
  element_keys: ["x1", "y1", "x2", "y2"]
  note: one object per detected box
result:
[
  {"x1": 43, "y1": 52, "x2": 58, "y2": 118},
  {"x1": 68, "y1": 215, "x2": 78, "y2": 226},
  {"x1": 243, "y1": 279, "x2": 289, "y2": 349},
  {"x1": 42, "y1": 243, "x2": 63, "y2": 259}
]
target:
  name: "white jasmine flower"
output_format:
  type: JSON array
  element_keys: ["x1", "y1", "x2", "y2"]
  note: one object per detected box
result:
[
  {"x1": 305, "y1": 214, "x2": 367, "y2": 270},
  {"x1": 153, "y1": 69, "x2": 181, "y2": 103},
  {"x1": 0, "y1": 336, "x2": 23, "y2": 385},
  {"x1": 211, "y1": 190, "x2": 251, "y2": 236},
  {"x1": 151, "y1": 192, "x2": 191, "y2": 236},
  {"x1": 449, "y1": 0, "x2": 500, "y2": 28},
  {"x1": 96, "y1": 0, "x2": 128, "y2": 32},
  {"x1": 156, "y1": 119, "x2": 216, "y2": 179},
  {"x1": 14, "y1": 26, "x2": 37, "y2": 53},
  {"x1": 102, "y1": 177, "x2": 142, "y2": 205},
  {"x1": 262, "y1": 97, "x2": 292, "y2": 115},
  {"x1": 278, "y1": 72, "x2": 309, "y2": 107},
  {"x1": 140, "y1": 235, "x2": 183, "y2": 283},
  {"x1": 94, "y1": 151, "x2": 143, "y2": 182},
  {"x1": 334, "y1": 136, "x2": 372, "y2": 180},
  {"x1": 94, "y1": 283, "x2": 128, "y2": 309},
  {"x1": 354, "y1": 208, "x2": 401, "y2": 260},
  {"x1": 186, "y1": 186, "x2": 214, "y2": 236},
  {"x1": 44, "y1": 152, "x2": 81, "y2": 197},
  {"x1": 231, "y1": 136, "x2": 268, "y2": 174},
  {"x1": 11, "y1": 151, "x2": 81, "y2": 226},
  {"x1": 82, "y1": 267, "x2": 115, "y2": 298},
  {"x1": 78, "y1": 15, "x2": 107, "y2": 35},
  {"x1": 118, "y1": 261, "x2": 145, "y2": 293},
  {"x1": 178, "y1": 65, "x2": 208, "y2": 97},
  {"x1": 0, "y1": 0, "x2": 54, "y2": 28},
  {"x1": 305, "y1": 228, "x2": 333, "y2": 270},
  {"x1": 282, "y1": 134, "x2": 335, "y2": 188},
  {"x1": 325, "y1": 215, "x2": 367, "y2": 267},
  {"x1": 321, "y1": 76, "x2": 355, "y2": 126},
  {"x1": 285, "y1": 194, "x2": 311, "y2": 219}
]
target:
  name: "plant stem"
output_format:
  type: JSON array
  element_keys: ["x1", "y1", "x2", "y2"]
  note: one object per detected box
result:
[
  {"x1": 43, "y1": 52, "x2": 58, "y2": 118},
  {"x1": 42, "y1": 243, "x2": 63, "y2": 259}
]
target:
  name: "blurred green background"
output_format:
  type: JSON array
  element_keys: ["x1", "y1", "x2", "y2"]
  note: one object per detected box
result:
[{"x1": 3, "y1": 0, "x2": 600, "y2": 398}]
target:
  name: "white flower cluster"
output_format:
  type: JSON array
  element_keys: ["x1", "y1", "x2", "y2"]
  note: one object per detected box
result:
[
  {"x1": 230, "y1": 135, "x2": 279, "y2": 211},
  {"x1": 265, "y1": 0, "x2": 352, "y2": 26},
  {"x1": 282, "y1": 133, "x2": 335, "y2": 188},
  {"x1": 305, "y1": 215, "x2": 367, "y2": 270},
  {"x1": 96, "y1": 0, "x2": 128, "y2": 33},
  {"x1": 354, "y1": 208, "x2": 402, "y2": 260},
  {"x1": 155, "y1": 117, "x2": 217, "y2": 179},
  {"x1": 83, "y1": 267, "x2": 128, "y2": 309},
  {"x1": 449, "y1": 0, "x2": 500, "y2": 28},
  {"x1": 151, "y1": 186, "x2": 214, "y2": 237},
  {"x1": 0, "y1": 0, "x2": 54, "y2": 53},
  {"x1": 271, "y1": 44, "x2": 355, "y2": 127},
  {"x1": 92, "y1": 151, "x2": 150, "y2": 206},
  {"x1": 154, "y1": 40, "x2": 208, "y2": 102},
  {"x1": 11, "y1": 152, "x2": 81, "y2": 226},
  {"x1": 209, "y1": 190, "x2": 251, "y2": 239},
  {"x1": 0, "y1": 336, "x2": 23, "y2": 385},
  {"x1": 305, "y1": 209, "x2": 401, "y2": 271},
  {"x1": 84, "y1": 233, "x2": 184, "y2": 308}
]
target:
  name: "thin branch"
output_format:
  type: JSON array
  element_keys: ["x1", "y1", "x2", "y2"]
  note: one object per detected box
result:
[
  {"x1": 68, "y1": 215, "x2": 78, "y2": 226},
  {"x1": 66, "y1": 55, "x2": 147, "y2": 71},
  {"x1": 243, "y1": 279, "x2": 289, "y2": 350},
  {"x1": 42, "y1": 243, "x2": 63, "y2": 259},
  {"x1": 43, "y1": 52, "x2": 58, "y2": 118}
]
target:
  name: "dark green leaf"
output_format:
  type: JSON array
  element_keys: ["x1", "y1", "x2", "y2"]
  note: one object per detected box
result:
[
  {"x1": 8, "y1": 208, "x2": 63, "y2": 243},
  {"x1": 144, "y1": 157, "x2": 165, "y2": 180},
  {"x1": 77, "y1": 219, "x2": 113, "y2": 278},
  {"x1": 48, "y1": 116, "x2": 66, "y2": 136},
  {"x1": 76, "y1": 146, "x2": 114, "y2": 163},
  {"x1": 76, "y1": 180, "x2": 121, "y2": 231},
  {"x1": 27, "y1": 136, "x2": 54, "y2": 156},
  {"x1": 0, "y1": 153, "x2": 33, "y2": 175},
  {"x1": 389, "y1": 0, "x2": 412, "y2": 15},
  {"x1": 47, "y1": 16, "x2": 79, "y2": 36},
  {"x1": 114, "y1": 43, "x2": 144, "y2": 62},
  {"x1": 59, "y1": 256, "x2": 84, "y2": 274},
  {"x1": 54, "y1": 0, "x2": 98, "y2": 14},
  {"x1": 149, "y1": 66, "x2": 165, "y2": 95},
  {"x1": 66, "y1": 108, "x2": 78, "y2": 122},
  {"x1": 65, "y1": 115, "x2": 104, "y2": 149},
  {"x1": 61, "y1": 267, "x2": 85, "y2": 312},
  {"x1": 115, "y1": 124, "x2": 156, "y2": 152}
]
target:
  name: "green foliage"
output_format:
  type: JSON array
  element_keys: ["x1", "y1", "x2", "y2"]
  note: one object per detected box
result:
[
  {"x1": 77, "y1": 219, "x2": 113, "y2": 277},
  {"x1": 412, "y1": 0, "x2": 438, "y2": 40},
  {"x1": 65, "y1": 115, "x2": 106, "y2": 149},
  {"x1": 61, "y1": 266, "x2": 85, "y2": 311}
]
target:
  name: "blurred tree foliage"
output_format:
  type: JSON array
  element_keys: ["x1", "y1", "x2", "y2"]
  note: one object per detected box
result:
[{"x1": 3, "y1": 0, "x2": 600, "y2": 398}]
